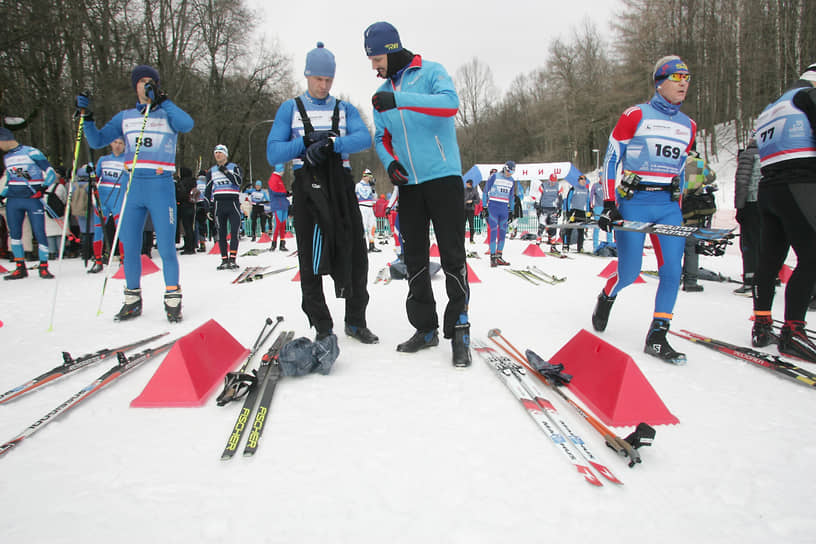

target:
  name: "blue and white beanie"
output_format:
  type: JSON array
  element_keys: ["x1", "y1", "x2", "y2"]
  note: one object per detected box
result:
[
  {"x1": 653, "y1": 56, "x2": 689, "y2": 87},
  {"x1": 214, "y1": 144, "x2": 228, "y2": 157},
  {"x1": 364, "y1": 22, "x2": 403, "y2": 56},
  {"x1": 304, "y1": 42, "x2": 336, "y2": 78}
]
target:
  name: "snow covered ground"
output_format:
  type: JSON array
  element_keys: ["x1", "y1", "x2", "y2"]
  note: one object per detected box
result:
[
  {"x1": 2, "y1": 128, "x2": 813, "y2": 543},
  {"x1": 1, "y1": 217, "x2": 813, "y2": 543}
]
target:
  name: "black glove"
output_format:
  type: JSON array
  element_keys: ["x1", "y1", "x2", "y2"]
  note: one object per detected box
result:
[
  {"x1": 385, "y1": 207, "x2": 392, "y2": 215},
  {"x1": 305, "y1": 138, "x2": 333, "y2": 167},
  {"x1": 481, "y1": 208, "x2": 489, "y2": 219},
  {"x1": 144, "y1": 81, "x2": 167, "y2": 106},
  {"x1": 303, "y1": 132, "x2": 330, "y2": 149},
  {"x1": 387, "y1": 161, "x2": 409, "y2": 185},
  {"x1": 218, "y1": 164, "x2": 229, "y2": 174},
  {"x1": 372, "y1": 91, "x2": 396, "y2": 112},
  {"x1": 598, "y1": 200, "x2": 622, "y2": 232}
]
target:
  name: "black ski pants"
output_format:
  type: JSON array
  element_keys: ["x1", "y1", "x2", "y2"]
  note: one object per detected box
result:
[
  {"x1": 399, "y1": 175, "x2": 469, "y2": 339},
  {"x1": 755, "y1": 182, "x2": 816, "y2": 322},
  {"x1": 736, "y1": 202, "x2": 760, "y2": 285},
  {"x1": 214, "y1": 197, "x2": 241, "y2": 257}
]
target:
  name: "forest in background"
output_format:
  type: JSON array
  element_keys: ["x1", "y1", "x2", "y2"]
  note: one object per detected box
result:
[{"x1": 1, "y1": 0, "x2": 814, "y2": 191}]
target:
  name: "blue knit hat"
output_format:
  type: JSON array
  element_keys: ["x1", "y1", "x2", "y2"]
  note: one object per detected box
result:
[
  {"x1": 255, "y1": 180, "x2": 262, "y2": 187},
  {"x1": 364, "y1": 22, "x2": 403, "y2": 56},
  {"x1": 0, "y1": 127, "x2": 15, "y2": 141},
  {"x1": 504, "y1": 160, "x2": 516, "y2": 174},
  {"x1": 304, "y1": 42, "x2": 336, "y2": 78},
  {"x1": 214, "y1": 144, "x2": 228, "y2": 157},
  {"x1": 131, "y1": 65, "x2": 160, "y2": 89}
]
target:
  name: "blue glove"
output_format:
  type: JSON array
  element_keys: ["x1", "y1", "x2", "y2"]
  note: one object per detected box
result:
[
  {"x1": 372, "y1": 91, "x2": 396, "y2": 112},
  {"x1": 305, "y1": 139, "x2": 333, "y2": 168},
  {"x1": 75, "y1": 93, "x2": 93, "y2": 121},
  {"x1": 387, "y1": 161, "x2": 409, "y2": 185}
]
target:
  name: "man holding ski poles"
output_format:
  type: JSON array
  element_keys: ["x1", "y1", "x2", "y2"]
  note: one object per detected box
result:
[
  {"x1": 77, "y1": 64, "x2": 194, "y2": 322},
  {"x1": 591, "y1": 56, "x2": 695, "y2": 365}
]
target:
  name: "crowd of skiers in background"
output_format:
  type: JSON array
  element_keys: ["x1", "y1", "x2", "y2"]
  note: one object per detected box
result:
[{"x1": 1, "y1": 29, "x2": 814, "y2": 368}]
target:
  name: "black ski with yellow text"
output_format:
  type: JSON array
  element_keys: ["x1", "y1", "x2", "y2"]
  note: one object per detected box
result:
[
  {"x1": 221, "y1": 330, "x2": 293, "y2": 460},
  {"x1": 243, "y1": 330, "x2": 294, "y2": 456}
]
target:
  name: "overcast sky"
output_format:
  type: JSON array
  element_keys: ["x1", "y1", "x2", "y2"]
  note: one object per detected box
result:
[{"x1": 247, "y1": 1, "x2": 618, "y2": 112}]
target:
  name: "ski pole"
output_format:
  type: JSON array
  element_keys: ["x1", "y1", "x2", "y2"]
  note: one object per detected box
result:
[
  {"x1": 46, "y1": 114, "x2": 85, "y2": 331},
  {"x1": 96, "y1": 103, "x2": 152, "y2": 316},
  {"x1": 216, "y1": 316, "x2": 283, "y2": 405},
  {"x1": 487, "y1": 328, "x2": 647, "y2": 466}
]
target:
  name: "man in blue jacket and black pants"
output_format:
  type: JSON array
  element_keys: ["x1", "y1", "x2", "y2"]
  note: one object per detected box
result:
[{"x1": 365, "y1": 21, "x2": 471, "y2": 367}]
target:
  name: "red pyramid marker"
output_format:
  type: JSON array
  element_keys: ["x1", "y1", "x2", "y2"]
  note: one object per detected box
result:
[
  {"x1": 466, "y1": 262, "x2": 481, "y2": 283},
  {"x1": 112, "y1": 255, "x2": 160, "y2": 279},
  {"x1": 522, "y1": 243, "x2": 546, "y2": 257}
]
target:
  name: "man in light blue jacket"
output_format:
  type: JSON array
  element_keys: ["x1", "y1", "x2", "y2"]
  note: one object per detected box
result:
[{"x1": 365, "y1": 21, "x2": 470, "y2": 367}]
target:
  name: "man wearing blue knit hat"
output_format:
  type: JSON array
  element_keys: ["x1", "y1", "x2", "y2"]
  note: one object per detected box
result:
[
  {"x1": 76, "y1": 64, "x2": 194, "y2": 322},
  {"x1": 266, "y1": 41, "x2": 378, "y2": 358},
  {"x1": 364, "y1": 21, "x2": 471, "y2": 367}
]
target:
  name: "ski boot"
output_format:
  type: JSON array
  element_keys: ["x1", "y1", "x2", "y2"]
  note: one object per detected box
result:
[
  {"x1": 494, "y1": 252, "x2": 510, "y2": 266},
  {"x1": 88, "y1": 260, "x2": 104, "y2": 274},
  {"x1": 778, "y1": 321, "x2": 816, "y2": 362},
  {"x1": 644, "y1": 319, "x2": 686, "y2": 365},
  {"x1": 344, "y1": 324, "x2": 380, "y2": 344},
  {"x1": 269, "y1": 240, "x2": 277, "y2": 252},
  {"x1": 164, "y1": 289, "x2": 183, "y2": 323},
  {"x1": 751, "y1": 314, "x2": 774, "y2": 347},
  {"x1": 114, "y1": 288, "x2": 142, "y2": 321},
  {"x1": 490, "y1": 254, "x2": 498, "y2": 268},
  {"x1": 396, "y1": 329, "x2": 439, "y2": 353},
  {"x1": 3, "y1": 260, "x2": 28, "y2": 280},
  {"x1": 197, "y1": 241, "x2": 207, "y2": 253},
  {"x1": 38, "y1": 262, "x2": 54, "y2": 279},
  {"x1": 217, "y1": 257, "x2": 230, "y2": 270},
  {"x1": 228, "y1": 253, "x2": 239, "y2": 270},
  {"x1": 368, "y1": 242, "x2": 381, "y2": 253},
  {"x1": 733, "y1": 283, "x2": 752, "y2": 296},
  {"x1": 279, "y1": 240, "x2": 287, "y2": 251},
  {"x1": 682, "y1": 282, "x2": 704, "y2": 292},
  {"x1": 591, "y1": 290, "x2": 616, "y2": 332},
  {"x1": 452, "y1": 319, "x2": 471, "y2": 368}
]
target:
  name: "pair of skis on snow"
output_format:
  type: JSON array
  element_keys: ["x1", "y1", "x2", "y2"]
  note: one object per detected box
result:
[
  {"x1": 0, "y1": 332, "x2": 174, "y2": 457},
  {"x1": 475, "y1": 329, "x2": 656, "y2": 487},
  {"x1": 231, "y1": 265, "x2": 297, "y2": 284},
  {"x1": 218, "y1": 320, "x2": 294, "y2": 460},
  {"x1": 505, "y1": 266, "x2": 565, "y2": 286},
  {"x1": 670, "y1": 329, "x2": 816, "y2": 389}
]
